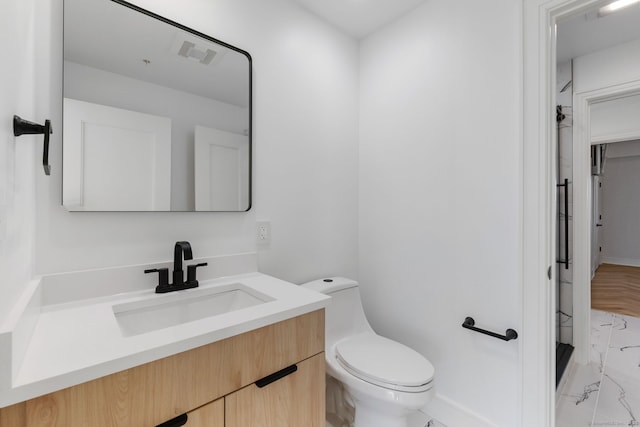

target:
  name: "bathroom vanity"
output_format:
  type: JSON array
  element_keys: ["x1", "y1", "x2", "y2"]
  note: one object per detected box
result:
[
  {"x1": 0, "y1": 258, "x2": 329, "y2": 426},
  {"x1": 1, "y1": 310, "x2": 325, "y2": 426}
]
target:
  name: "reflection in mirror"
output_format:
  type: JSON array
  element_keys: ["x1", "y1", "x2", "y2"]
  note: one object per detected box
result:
[{"x1": 63, "y1": 0, "x2": 252, "y2": 211}]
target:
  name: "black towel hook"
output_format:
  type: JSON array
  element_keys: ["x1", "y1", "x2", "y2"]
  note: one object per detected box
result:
[{"x1": 13, "y1": 115, "x2": 53, "y2": 176}]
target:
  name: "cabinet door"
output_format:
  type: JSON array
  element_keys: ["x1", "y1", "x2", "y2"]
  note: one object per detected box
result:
[{"x1": 225, "y1": 353, "x2": 325, "y2": 427}]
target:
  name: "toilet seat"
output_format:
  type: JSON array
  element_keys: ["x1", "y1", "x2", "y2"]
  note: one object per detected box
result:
[{"x1": 335, "y1": 334, "x2": 434, "y2": 393}]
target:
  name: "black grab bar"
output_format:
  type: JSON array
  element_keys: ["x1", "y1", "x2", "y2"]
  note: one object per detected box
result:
[{"x1": 462, "y1": 317, "x2": 518, "y2": 341}]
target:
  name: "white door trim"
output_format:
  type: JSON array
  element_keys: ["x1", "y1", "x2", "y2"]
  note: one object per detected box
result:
[
  {"x1": 522, "y1": 0, "x2": 604, "y2": 425},
  {"x1": 572, "y1": 81, "x2": 640, "y2": 366}
]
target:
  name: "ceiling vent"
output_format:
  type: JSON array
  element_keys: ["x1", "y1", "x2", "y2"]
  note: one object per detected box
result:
[
  {"x1": 177, "y1": 41, "x2": 216, "y2": 64},
  {"x1": 171, "y1": 33, "x2": 226, "y2": 65}
]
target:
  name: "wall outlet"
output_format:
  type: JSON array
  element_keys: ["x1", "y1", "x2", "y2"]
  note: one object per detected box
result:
[{"x1": 257, "y1": 221, "x2": 271, "y2": 245}]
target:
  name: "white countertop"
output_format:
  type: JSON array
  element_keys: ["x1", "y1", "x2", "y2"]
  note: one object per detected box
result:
[{"x1": 0, "y1": 268, "x2": 329, "y2": 408}]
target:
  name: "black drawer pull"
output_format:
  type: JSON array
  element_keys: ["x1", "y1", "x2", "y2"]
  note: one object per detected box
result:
[
  {"x1": 156, "y1": 413, "x2": 188, "y2": 427},
  {"x1": 255, "y1": 364, "x2": 298, "y2": 388}
]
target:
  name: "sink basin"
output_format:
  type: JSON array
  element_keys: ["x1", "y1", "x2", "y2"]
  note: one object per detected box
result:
[{"x1": 113, "y1": 283, "x2": 274, "y2": 336}]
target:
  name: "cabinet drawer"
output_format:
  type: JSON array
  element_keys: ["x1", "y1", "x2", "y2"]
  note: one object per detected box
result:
[
  {"x1": 156, "y1": 399, "x2": 224, "y2": 427},
  {"x1": 186, "y1": 398, "x2": 224, "y2": 426},
  {"x1": 225, "y1": 353, "x2": 325, "y2": 427},
  {"x1": 156, "y1": 399, "x2": 223, "y2": 427}
]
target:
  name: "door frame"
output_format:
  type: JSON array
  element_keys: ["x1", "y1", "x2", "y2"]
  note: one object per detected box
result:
[
  {"x1": 522, "y1": 0, "x2": 606, "y2": 425},
  {"x1": 591, "y1": 174, "x2": 602, "y2": 278},
  {"x1": 573, "y1": 82, "x2": 640, "y2": 365}
]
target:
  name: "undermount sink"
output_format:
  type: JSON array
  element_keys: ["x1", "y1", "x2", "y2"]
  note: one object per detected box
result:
[{"x1": 113, "y1": 283, "x2": 274, "y2": 336}]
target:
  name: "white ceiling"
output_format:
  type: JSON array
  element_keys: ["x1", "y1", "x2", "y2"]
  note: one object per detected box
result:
[
  {"x1": 66, "y1": 0, "x2": 640, "y2": 101},
  {"x1": 292, "y1": 0, "x2": 429, "y2": 38},
  {"x1": 292, "y1": 0, "x2": 640, "y2": 59},
  {"x1": 557, "y1": 2, "x2": 640, "y2": 63}
]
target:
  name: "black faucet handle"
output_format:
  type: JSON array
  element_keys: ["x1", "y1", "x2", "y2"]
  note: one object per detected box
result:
[
  {"x1": 145, "y1": 268, "x2": 171, "y2": 293},
  {"x1": 186, "y1": 263, "x2": 208, "y2": 286}
]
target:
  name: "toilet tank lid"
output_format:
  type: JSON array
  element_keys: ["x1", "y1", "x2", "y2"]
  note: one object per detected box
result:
[{"x1": 300, "y1": 277, "x2": 358, "y2": 295}]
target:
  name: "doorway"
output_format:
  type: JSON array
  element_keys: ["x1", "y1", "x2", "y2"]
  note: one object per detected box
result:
[
  {"x1": 522, "y1": 1, "x2": 640, "y2": 425},
  {"x1": 554, "y1": 27, "x2": 640, "y2": 427},
  {"x1": 555, "y1": 0, "x2": 640, "y2": 363},
  {"x1": 590, "y1": 138, "x2": 640, "y2": 316}
]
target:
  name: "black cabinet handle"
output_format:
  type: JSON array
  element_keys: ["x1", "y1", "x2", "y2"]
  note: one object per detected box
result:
[
  {"x1": 255, "y1": 364, "x2": 298, "y2": 388},
  {"x1": 13, "y1": 115, "x2": 53, "y2": 176},
  {"x1": 156, "y1": 413, "x2": 188, "y2": 427},
  {"x1": 462, "y1": 317, "x2": 518, "y2": 341}
]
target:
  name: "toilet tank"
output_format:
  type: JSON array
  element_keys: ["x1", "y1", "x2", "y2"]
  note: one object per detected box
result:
[{"x1": 301, "y1": 277, "x2": 373, "y2": 346}]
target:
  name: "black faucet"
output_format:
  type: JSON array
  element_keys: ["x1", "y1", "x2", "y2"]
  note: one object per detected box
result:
[
  {"x1": 172, "y1": 241, "x2": 193, "y2": 287},
  {"x1": 145, "y1": 241, "x2": 208, "y2": 293}
]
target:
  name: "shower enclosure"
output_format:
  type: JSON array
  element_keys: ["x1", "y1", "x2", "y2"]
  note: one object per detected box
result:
[{"x1": 556, "y1": 103, "x2": 574, "y2": 386}]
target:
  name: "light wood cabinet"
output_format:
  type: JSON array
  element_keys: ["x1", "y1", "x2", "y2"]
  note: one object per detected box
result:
[
  {"x1": 226, "y1": 353, "x2": 325, "y2": 427},
  {"x1": 0, "y1": 310, "x2": 324, "y2": 427},
  {"x1": 184, "y1": 398, "x2": 224, "y2": 426}
]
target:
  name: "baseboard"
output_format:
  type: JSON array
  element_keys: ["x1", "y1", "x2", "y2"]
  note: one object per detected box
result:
[
  {"x1": 600, "y1": 257, "x2": 640, "y2": 267},
  {"x1": 423, "y1": 394, "x2": 499, "y2": 427}
]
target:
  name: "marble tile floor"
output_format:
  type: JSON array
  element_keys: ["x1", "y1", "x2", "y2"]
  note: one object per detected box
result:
[{"x1": 557, "y1": 310, "x2": 640, "y2": 426}]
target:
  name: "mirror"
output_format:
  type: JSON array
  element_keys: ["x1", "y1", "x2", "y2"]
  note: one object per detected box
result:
[{"x1": 63, "y1": 0, "x2": 252, "y2": 211}]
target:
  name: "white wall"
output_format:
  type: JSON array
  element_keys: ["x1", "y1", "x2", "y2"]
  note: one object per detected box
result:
[
  {"x1": 574, "y1": 38, "x2": 640, "y2": 94},
  {"x1": 601, "y1": 148, "x2": 640, "y2": 266},
  {"x1": 590, "y1": 93, "x2": 640, "y2": 144},
  {"x1": 35, "y1": 0, "x2": 359, "y2": 283},
  {"x1": 359, "y1": 1, "x2": 521, "y2": 425},
  {"x1": 0, "y1": 0, "x2": 43, "y2": 325},
  {"x1": 606, "y1": 139, "x2": 640, "y2": 158}
]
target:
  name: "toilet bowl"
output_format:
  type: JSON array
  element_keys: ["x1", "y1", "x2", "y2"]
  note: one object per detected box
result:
[{"x1": 302, "y1": 277, "x2": 434, "y2": 427}]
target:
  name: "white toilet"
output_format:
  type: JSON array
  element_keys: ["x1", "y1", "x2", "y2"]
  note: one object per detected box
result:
[{"x1": 302, "y1": 277, "x2": 435, "y2": 427}]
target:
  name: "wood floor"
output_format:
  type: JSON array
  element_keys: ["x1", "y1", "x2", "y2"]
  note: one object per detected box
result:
[{"x1": 591, "y1": 263, "x2": 640, "y2": 318}]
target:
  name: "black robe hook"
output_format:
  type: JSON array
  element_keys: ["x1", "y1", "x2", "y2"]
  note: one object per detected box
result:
[{"x1": 13, "y1": 115, "x2": 53, "y2": 176}]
